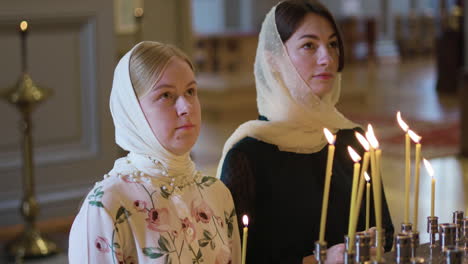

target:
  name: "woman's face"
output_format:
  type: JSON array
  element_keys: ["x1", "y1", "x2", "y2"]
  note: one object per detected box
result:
[
  {"x1": 284, "y1": 13, "x2": 340, "y2": 98},
  {"x1": 139, "y1": 57, "x2": 201, "y2": 155}
]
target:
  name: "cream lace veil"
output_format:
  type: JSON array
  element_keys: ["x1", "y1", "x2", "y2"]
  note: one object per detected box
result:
[
  {"x1": 216, "y1": 4, "x2": 358, "y2": 178},
  {"x1": 109, "y1": 42, "x2": 197, "y2": 178}
]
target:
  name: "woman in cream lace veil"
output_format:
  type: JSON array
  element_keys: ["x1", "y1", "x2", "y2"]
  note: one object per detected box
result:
[{"x1": 218, "y1": 1, "x2": 394, "y2": 263}]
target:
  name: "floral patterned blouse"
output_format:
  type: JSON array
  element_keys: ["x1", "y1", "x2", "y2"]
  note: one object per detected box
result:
[{"x1": 69, "y1": 159, "x2": 240, "y2": 264}]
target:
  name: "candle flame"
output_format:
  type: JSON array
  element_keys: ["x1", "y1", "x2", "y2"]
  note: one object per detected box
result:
[
  {"x1": 423, "y1": 158, "x2": 434, "y2": 177},
  {"x1": 365, "y1": 124, "x2": 379, "y2": 149},
  {"x1": 364, "y1": 172, "x2": 370, "y2": 182},
  {"x1": 323, "y1": 128, "x2": 336, "y2": 145},
  {"x1": 20, "y1": 21, "x2": 28, "y2": 32},
  {"x1": 242, "y1": 215, "x2": 249, "y2": 226},
  {"x1": 347, "y1": 146, "x2": 361, "y2": 162},
  {"x1": 355, "y1": 132, "x2": 370, "y2": 151},
  {"x1": 396, "y1": 111, "x2": 409, "y2": 132},
  {"x1": 408, "y1": 129, "x2": 421, "y2": 143}
]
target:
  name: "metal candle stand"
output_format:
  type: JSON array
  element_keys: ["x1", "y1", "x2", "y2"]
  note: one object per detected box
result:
[
  {"x1": 315, "y1": 241, "x2": 327, "y2": 264},
  {"x1": 2, "y1": 21, "x2": 58, "y2": 260}
]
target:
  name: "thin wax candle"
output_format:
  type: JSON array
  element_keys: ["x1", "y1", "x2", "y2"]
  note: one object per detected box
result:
[
  {"x1": 347, "y1": 146, "x2": 361, "y2": 253},
  {"x1": 365, "y1": 173, "x2": 371, "y2": 230},
  {"x1": 241, "y1": 215, "x2": 249, "y2": 264},
  {"x1": 409, "y1": 130, "x2": 422, "y2": 230},
  {"x1": 397, "y1": 111, "x2": 411, "y2": 224},
  {"x1": 366, "y1": 124, "x2": 383, "y2": 261},
  {"x1": 319, "y1": 128, "x2": 336, "y2": 243},
  {"x1": 423, "y1": 159, "x2": 435, "y2": 217}
]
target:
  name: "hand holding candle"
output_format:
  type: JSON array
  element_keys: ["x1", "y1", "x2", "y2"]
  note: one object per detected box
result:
[
  {"x1": 241, "y1": 215, "x2": 249, "y2": 264},
  {"x1": 408, "y1": 130, "x2": 422, "y2": 230},
  {"x1": 397, "y1": 111, "x2": 411, "y2": 224},
  {"x1": 319, "y1": 128, "x2": 336, "y2": 243},
  {"x1": 423, "y1": 159, "x2": 436, "y2": 217}
]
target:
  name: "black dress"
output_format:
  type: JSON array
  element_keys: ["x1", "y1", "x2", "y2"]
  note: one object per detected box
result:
[{"x1": 220, "y1": 117, "x2": 394, "y2": 264}]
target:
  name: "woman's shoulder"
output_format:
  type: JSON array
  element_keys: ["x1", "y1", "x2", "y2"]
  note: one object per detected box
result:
[{"x1": 229, "y1": 136, "x2": 277, "y2": 155}]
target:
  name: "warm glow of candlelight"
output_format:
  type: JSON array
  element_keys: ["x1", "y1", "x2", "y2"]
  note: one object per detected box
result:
[
  {"x1": 366, "y1": 124, "x2": 379, "y2": 149},
  {"x1": 365, "y1": 172, "x2": 370, "y2": 182},
  {"x1": 423, "y1": 159, "x2": 434, "y2": 176},
  {"x1": 20, "y1": 21, "x2": 28, "y2": 32},
  {"x1": 355, "y1": 132, "x2": 370, "y2": 151},
  {"x1": 397, "y1": 111, "x2": 409, "y2": 132},
  {"x1": 408, "y1": 129, "x2": 421, "y2": 143},
  {"x1": 348, "y1": 146, "x2": 361, "y2": 163},
  {"x1": 242, "y1": 215, "x2": 249, "y2": 226},
  {"x1": 323, "y1": 128, "x2": 336, "y2": 145}
]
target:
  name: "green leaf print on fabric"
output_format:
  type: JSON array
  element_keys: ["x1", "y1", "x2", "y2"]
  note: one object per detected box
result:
[
  {"x1": 198, "y1": 176, "x2": 217, "y2": 189},
  {"x1": 142, "y1": 235, "x2": 175, "y2": 263},
  {"x1": 143, "y1": 247, "x2": 165, "y2": 259},
  {"x1": 88, "y1": 186, "x2": 105, "y2": 208},
  {"x1": 224, "y1": 208, "x2": 236, "y2": 239},
  {"x1": 115, "y1": 206, "x2": 132, "y2": 224},
  {"x1": 197, "y1": 229, "x2": 214, "y2": 248}
]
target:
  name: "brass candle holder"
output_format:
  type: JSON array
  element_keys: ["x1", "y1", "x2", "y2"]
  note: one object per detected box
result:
[{"x1": 2, "y1": 20, "x2": 58, "y2": 259}]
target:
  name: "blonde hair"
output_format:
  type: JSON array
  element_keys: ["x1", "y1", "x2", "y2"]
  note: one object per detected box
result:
[{"x1": 129, "y1": 41, "x2": 194, "y2": 99}]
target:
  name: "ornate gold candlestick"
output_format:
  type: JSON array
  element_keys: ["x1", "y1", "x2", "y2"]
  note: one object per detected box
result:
[{"x1": 2, "y1": 21, "x2": 58, "y2": 259}]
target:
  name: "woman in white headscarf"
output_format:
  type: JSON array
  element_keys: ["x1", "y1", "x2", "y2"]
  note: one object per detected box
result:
[
  {"x1": 69, "y1": 41, "x2": 240, "y2": 264},
  {"x1": 217, "y1": 1, "x2": 393, "y2": 263}
]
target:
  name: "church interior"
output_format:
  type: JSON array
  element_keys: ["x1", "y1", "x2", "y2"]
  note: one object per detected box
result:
[{"x1": 0, "y1": 0, "x2": 466, "y2": 262}]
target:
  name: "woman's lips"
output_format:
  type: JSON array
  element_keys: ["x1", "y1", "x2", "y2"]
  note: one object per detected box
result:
[
  {"x1": 176, "y1": 124, "x2": 195, "y2": 130},
  {"x1": 313, "y1": 73, "x2": 334, "y2": 80}
]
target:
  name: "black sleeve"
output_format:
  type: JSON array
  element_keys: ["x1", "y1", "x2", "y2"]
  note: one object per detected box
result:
[{"x1": 220, "y1": 148, "x2": 256, "y2": 236}]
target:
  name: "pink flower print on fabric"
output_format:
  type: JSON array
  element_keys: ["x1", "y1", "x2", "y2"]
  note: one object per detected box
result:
[
  {"x1": 133, "y1": 200, "x2": 147, "y2": 212},
  {"x1": 181, "y1": 217, "x2": 196, "y2": 244},
  {"x1": 95, "y1": 236, "x2": 110, "y2": 253},
  {"x1": 215, "y1": 245, "x2": 232, "y2": 264},
  {"x1": 191, "y1": 198, "x2": 214, "y2": 224},
  {"x1": 146, "y1": 208, "x2": 171, "y2": 232}
]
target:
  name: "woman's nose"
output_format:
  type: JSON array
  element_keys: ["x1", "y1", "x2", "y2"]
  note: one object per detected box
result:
[
  {"x1": 176, "y1": 97, "x2": 191, "y2": 116},
  {"x1": 317, "y1": 46, "x2": 333, "y2": 66}
]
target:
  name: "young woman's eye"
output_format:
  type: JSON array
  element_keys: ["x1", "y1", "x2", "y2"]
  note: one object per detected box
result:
[
  {"x1": 159, "y1": 92, "x2": 173, "y2": 100},
  {"x1": 186, "y1": 88, "x2": 196, "y2": 96},
  {"x1": 302, "y1": 42, "x2": 317, "y2": 50},
  {"x1": 329, "y1": 41, "x2": 339, "y2": 49}
]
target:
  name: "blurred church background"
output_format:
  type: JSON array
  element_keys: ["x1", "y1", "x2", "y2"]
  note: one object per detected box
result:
[{"x1": 0, "y1": 0, "x2": 466, "y2": 262}]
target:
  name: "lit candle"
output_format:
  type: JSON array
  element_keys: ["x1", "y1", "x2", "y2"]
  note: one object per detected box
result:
[
  {"x1": 397, "y1": 111, "x2": 411, "y2": 224},
  {"x1": 347, "y1": 146, "x2": 361, "y2": 253},
  {"x1": 354, "y1": 132, "x2": 370, "y2": 205},
  {"x1": 19, "y1": 20, "x2": 28, "y2": 73},
  {"x1": 409, "y1": 130, "x2": 422, "y2": 230},
  {"x1": 365, "y1": 173, "x2": 371, "y2": 230},
  {"x1": 319, "y1": 128, "x2": 336, "y2": 243},
  {"x1": 423, "y1": 159, "x2": 435, "y2": 217},
  {"x1": 241, "y1": 215, "x2": 249, "y2": 264},
  {"x1": 366, "y1": 124, "x2": 383, "y2": 261},
  {"x1": 351, "y1": 132, "x2": 370, "y2": 235}
]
